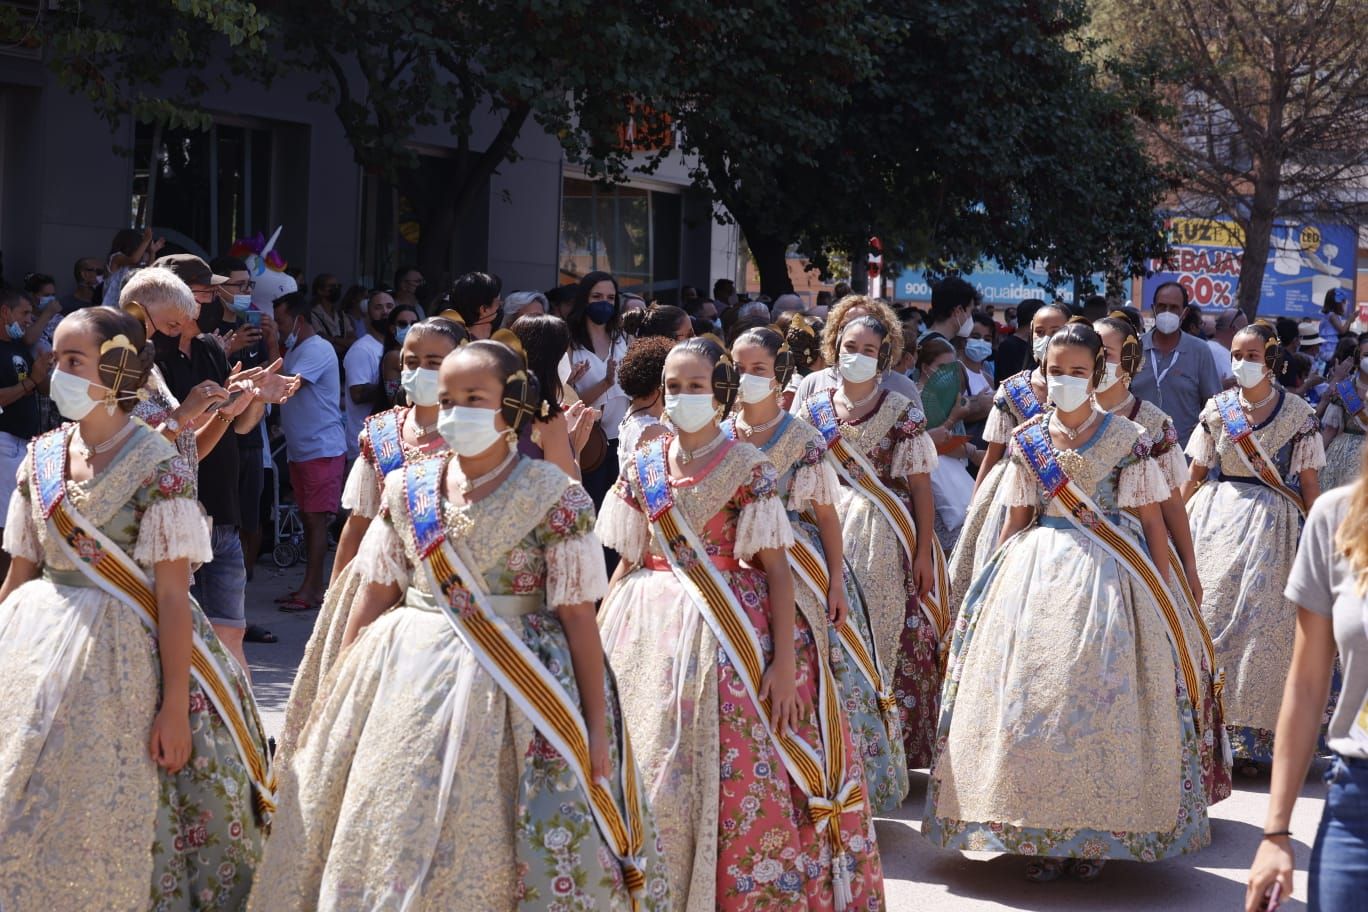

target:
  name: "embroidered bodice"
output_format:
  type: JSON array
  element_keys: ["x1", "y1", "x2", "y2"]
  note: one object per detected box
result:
[
  {"x1": 984, "y1": 369, "x2": 1044, "y2": 445},
  {"x1": 342, "y1": 406, "x2": 448, "y2": 519},
  {"x1": 1187, "y1": 391, "x2": 1323, "y2": 482},
  {"x1": 801, "y1": 390, "x2": 937, "y2": 496}
]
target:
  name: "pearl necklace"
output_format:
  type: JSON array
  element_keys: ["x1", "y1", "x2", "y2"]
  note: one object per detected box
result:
[
  {"x1": 735, "y1": 410, "x2": 783, "y2": 438},
  {"x1": 1239, "y1": 385, "x2": 1277, "y2": 411},
  {"x1": 677, "y1": 431, "x2": 726, "y2": 465},
  {"x1": 76, "y1": 421, "x2": 135, "y2": 460},
  {"x1": 836, "y1": 384, "x2": 880, "y2": 411},
  {"x1": 456, "y1": 446, "x2": 517, "y2": 492},
  {"x1": 411, "y1": 416, "x2": 439, "y2": 439},
  {"x1": 1104, "y1": 393, "x2": 1135, "y2": 415},
  {"x1": 1051, "y1": 407, "x2": 1100, "y2": 441}
]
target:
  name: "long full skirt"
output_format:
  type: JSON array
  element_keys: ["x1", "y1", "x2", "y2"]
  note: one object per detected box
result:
[
  {"x1": 251, "y1": 594, "x2": 670, "y2": 911},
  {"x1": 1322, "y1": 432, "x2": 1366, "y2": 492},
  {"x1": 924, "y1": 521, "x2": 1211, "y2": 861},
  {"x1": 600, "y1": 564, "x2": 883, "y2": 911},
  {"x1": 0, "y1": 579, "x2": 264, "y2": 911},
  {"x1": 946, "y1": 459, "x2": 1010, "y2": 616}
]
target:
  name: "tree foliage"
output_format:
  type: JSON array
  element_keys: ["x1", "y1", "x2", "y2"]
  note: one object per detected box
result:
[{"x1": 1101, "y1": 0, "x2": 1368, "y2": 318}]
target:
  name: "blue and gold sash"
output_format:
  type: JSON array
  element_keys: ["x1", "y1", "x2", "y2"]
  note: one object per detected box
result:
[
  {"x1": 364, "y1": 408, "x2": 407, "y2": 477},
  {"x1": 402, "y1": 456, "x2": 652, "y2": 905},
  {"x1": 1001, "y1": 371, "x2": 1043, "y2": 421},
  {"x1": 1013, "y1": 419, "x2": 1205, "y2": 733},
  {"x1": 1213, "y1": 390, "x2": 1306, "y2": 517},
  {"x1": 32, "y1": 428, "x2": 275, "y2": 816},
  {"x1": 634, "y1": 436, "x2": 863, "y2": 907}
]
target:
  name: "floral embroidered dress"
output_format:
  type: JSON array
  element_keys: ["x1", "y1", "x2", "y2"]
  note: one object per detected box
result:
[
  {"x1": 250, "y1": 456, "x2": 670, "y2": 911},
  {"x1": 276, "y1": 406, "x2": 445, "y2": 762},
  {"x1": 1127, "y1": 397, "x2": 1231, "y2": 805},
  {"x1": 946, "y1": 369, "x2": 1041, "y2": 613},
  {"x1": 0, "y1": 421, "x2": 268, "y2": 911},
  {"x1": 724, "y1": 412, "x2": 908, "y2": 815},
  {"x1": 1319, "y1": 382, "x2": 1367, "y2": 491},
  {"x1": 925, "y1": 412, "x2": 1211, "y2": 862},
  {"x1": 1185, "y1": 390, "x2": 1326, "y2": 762},
  {"x1": 798, "y1": 389, "x2": 942, "y2": 771},
  {"x1": 598, "y1": 438, "x2": 884, "y2": 911}
]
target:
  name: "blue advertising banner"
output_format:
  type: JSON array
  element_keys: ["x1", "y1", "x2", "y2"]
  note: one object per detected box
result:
[
  {"x1": 1142, "y1": 216, "x2": 1358, "y2": 318},
  {"x1": 893, "y1": 260, "x2": 1105, "y2": 305}
]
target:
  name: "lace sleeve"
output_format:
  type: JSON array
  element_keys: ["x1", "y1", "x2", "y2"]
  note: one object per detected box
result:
[
  {"x1": 983, "y1": 399, "x2": 1017, "y2": 444},
  {"x1": 341, "y1": 455, "x2": 382, "y2": 518},
  {"x1": 1117, "y1": 439, "x2": 1173, "y2": 508},
  {"x1": 788, "y1": 459, "x2": 841, "y2": 513},
  {"x1": 733, "y1": 462, "x2": 795, "y2": 559},
  {"x1": 3, "y1": 473, "x2": 40, "y2": 564},
  {"x1": 1000, "y1": 446, "x2": 1041, "y2": 508},
  {"x1": 892, "y1": 431, "x2": 938, "y2": 477},
  {"x1": 1290, "y1": 417, "x2": 1327, "y2": 475},
  {"x1": 546, "y1": 533, "x2": 610, "y2": 607},
  {"x1": 1323, "y1": 402, "x2": 1345, "y2": 431},
  {"x1": 1185, "y1": 418, "x2": 1217, "y2": 468},
  {"x1": 596, "y1": 478, "x2": 649, "y2": 564},
  {"x1": 353, "y1": 508, "x2": 411, "y2": 589},
  {"x1": 1150, "y1": 419, "x2": 1187, "y2": 491},
  {"x1": 133, "y1": 498, "x2": 213, "y2": 567}
]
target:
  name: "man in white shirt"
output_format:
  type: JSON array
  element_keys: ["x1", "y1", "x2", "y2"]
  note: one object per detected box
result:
[
  {"x1": 1207, "y1": 307, "x2": 1244, "y2": 387},
  {"x1": 274, "y1": 292, "x2": 347, "y2": 610},
  {"x1": 342, "y1": 289, "x2": 394, "y2": 459}
]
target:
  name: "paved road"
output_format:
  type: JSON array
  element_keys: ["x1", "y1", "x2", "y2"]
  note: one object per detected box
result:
[{"x1": 244, "y1": 562, "x2": 1324, "y2": 911}]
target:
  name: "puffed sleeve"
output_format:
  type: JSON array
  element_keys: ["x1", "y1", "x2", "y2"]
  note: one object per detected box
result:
[
  {"x1": 787, "y1": 438, "x2": 841, "y2": 513},
  {"x1": 999, "y1": 444, "x2": 1042, "y2": 509},
  {"x1": 340, "y1": 450, "x2": 382, "y2": 518},
  {"x1": 733, "y1": 461, "x2": 796, "y2": 560},
  {"x1": 541, "y1": 484, "x2": 609, "y2": 607},
  {"x1": 1150, "y1": 419, "x2": 1188, "y2": 491},
  {"x1": 1323, "y1": 402, "x2": 1344, "y2": 431},
  {"x1": 133, "y1": 456, "x2": 213, "y2": 567},
  {"x1": 891, "y1": 407, "x2": 937, "y2": 477},
  {"x1": 1290, "y1": 414, "x2": 1327, "y2": 475},
  {"x1": 3, "y1": 462, "x2": 40, "y2": 564},
  {"x1": 1117, "y1": 436, "x2": 1173, "y2": 508},
  {"x1": 596, "y1": 475, "x2": 650, "y2": 565},
  {"x1": 983, "y1": 397, "x2": 1018, "y2": 445},
  {"x1": 353, "y1": 504, "x2": 411, "y2": 589},
  {"x1": 1185, "y1": 408, "x2": 1218, "y2": 468}
]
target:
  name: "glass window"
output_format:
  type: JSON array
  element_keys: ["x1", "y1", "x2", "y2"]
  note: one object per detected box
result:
[{"x1": 559, "y1": 176, "x2": 681, "y2": 300}]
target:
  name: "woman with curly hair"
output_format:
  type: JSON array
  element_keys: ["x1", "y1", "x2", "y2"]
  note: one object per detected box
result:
[{"x1": 615, "y1": 335, "x2": 673, "y2": 471}]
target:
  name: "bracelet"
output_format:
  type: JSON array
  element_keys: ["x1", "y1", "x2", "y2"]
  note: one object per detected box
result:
[
  {"x1": 214, "y1": 411, "x2": 233, "y2": 424},
  {"x1": 1262, "y1": 830, "x2": 1292, "y2": 839}
]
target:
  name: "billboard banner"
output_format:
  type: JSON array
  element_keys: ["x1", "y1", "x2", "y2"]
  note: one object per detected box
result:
[
  {"x1": 1142, "y1": 216, "x2": 1358, "y2": 318},
  {"x1": 892, "y1": 260, "x2": 1104, "y2": 306}
]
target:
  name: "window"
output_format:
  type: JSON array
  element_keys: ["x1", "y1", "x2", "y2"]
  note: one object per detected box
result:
[
  {"x1": 558, "y1": 176, "x2": 682, "y2": 302},
  {"x1": 130, "y1": 121, "x2": 273, "y2": 257}
]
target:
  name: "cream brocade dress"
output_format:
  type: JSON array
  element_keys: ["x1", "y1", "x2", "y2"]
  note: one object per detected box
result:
[
  {"x1": 1320, "y1": 385, "x2": 1367, "y2": 491},
  {"x1": 1185, "y1": 391, "x2": 1325, "y2": 762},
  {"x1": 925, "y1": 412, "x2": 1211, "y2": 861},
  {"x1": 0, "y1": 423, "x2": 268, "y2": 911},
  {"x1": 276, "y1": 406, "x2": 444, "y2": 763},
  {"x1": 251, "y1": 456, "x2": 671, "y2": 911}
]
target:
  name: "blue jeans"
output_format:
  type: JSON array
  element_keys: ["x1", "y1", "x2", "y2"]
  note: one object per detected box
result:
[
  {"x1": 192, "y1": 524, "x2": 247, "y2": 629},
  {"x1": 1310, "y1": 755, "x2": 1368, "y2": 911}
]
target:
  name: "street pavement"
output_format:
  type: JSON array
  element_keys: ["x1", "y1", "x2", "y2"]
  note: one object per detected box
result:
[{"x1": 245, "y1": 561, "x2": 1324, "y2": 911}]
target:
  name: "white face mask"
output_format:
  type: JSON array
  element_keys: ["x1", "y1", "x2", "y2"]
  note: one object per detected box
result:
[
  {"x1": 737, "y1": 372, "x2": 776, "y2": 405},
  {"x1": 838, "y1": 352, "x2": 879, "y2": 384},
  {"x1": 1359, "y1": 357, "x2": 1368, "y2": 376},
  {"x1": 1154, "y1": 311, "x2": 1182, "y2": 335},
  {"x1": 400, "y1": 367, "x2": 441, "y2": 407},
  {"x1": 437, "y1": 405, "x2": 504, "y2": 456},
  {"x1": 557, "y1": 353, "x2": 572, "y2": 386},
  {"x1": 956, "y1": 313, "x2": 973, "y2": 338},
  {"x1": 1095, "y1": 361, "x2": 1123, "y2": 393},
  {"x1": 1032, "y1": 335, "x2": 1050, "y2": 363},
  {"x1": 49, "y1": 367, "x2": 102, "y2": 421},
  {"x1": 1231, "y1": 356, "x2": 1267, "y2": 389},
  {"x1": 664, "y1": 392, "x2": 717, "y2": 433},
  {"x1": 1047, "y1": 374, "x2": 1092, "y2": 412}
]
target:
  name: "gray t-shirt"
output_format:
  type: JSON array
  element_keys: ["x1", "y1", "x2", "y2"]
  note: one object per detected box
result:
[
  {"x1": 1284, "y1": 485, "x2": 1368, "y2": 759},
  {"x1": 1132, "y1": 331, "x2": 1223, "y2": 447}
]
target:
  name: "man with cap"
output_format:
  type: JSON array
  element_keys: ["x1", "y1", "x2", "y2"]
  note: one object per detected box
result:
[{"x1": 151, "y1": 253, "x2": 266, "y2": 672}]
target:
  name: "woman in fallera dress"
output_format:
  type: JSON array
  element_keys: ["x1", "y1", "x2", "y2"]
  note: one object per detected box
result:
[
  {"x1": 599, "y1": 337, "x2": 884, "y2": 911},
  {"x1": 946, "y1": 301, "x2": 1069, "y2": 610},
  {"x1": 0, "y1": 308, "x2": 272, "y2": 911},
  {"x1": 251, "y1": 340, "x2": 668, "y2": 911},
  {"x1": 728, "y1": 326, "x2": 908, "y2": 814},
  {"x1": 1318, "y1": 333, "x2": 1368, "y2": 492},
  {"x1": 796, "y1": 315, "x2": 946, "y2": 773},
  {"x1": 1183, "y1": 321, "x2": 1325, "y2": 768},
  {"x1": 1091, "y1": 313, "x2": 1232, "y2": 804},
  {"x1": 276, "y1": 317, "x2": 463, "y2": 762},
  {"x1": 925, "y1": 323, "x2": 1212, "y2": 881}
]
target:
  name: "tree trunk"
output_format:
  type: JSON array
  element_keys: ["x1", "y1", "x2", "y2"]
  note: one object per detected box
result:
[
  {"x1": 1237, "y1": 153, "x2": 1283, "y2": 323},
  {"x1": 745, "y1": 232, "x2": 795, "y2": 299}
]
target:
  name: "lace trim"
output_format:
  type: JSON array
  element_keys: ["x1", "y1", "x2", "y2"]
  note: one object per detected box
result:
[
  {"x1": 1290, "y1": 426, "x2": 1327, "y2": 475},
  {"x1": 1000, "y1": 454, "x2": 1041, "y2": 508},
  {"x1": 1116, "y1": 454, "x2": 1172, "y2": 508},
  {"x1": 545, "y1": 533, "x2": 609, "y2": 607},
  {"x1": 891, "y1": 430, "x2": 938, "y2": 477},
  {"x1": 983, "y1": 402, "x2": 1017, "y2": 444},
  {"x1": 340, "y1": 456, "x2": 381, "y2": 518},
  {"x1": 787, "y1": 460, "x2": 840, "y2": 513},
  {"x1": 3, "y1": 488, "x2": 40, "y2": 563},
  {"x1": 596, "y1": 490, "x2": 649, "y2": 564},
  {"x1": 131, "y1": 497, "x2": 213, "y2": 567},
  {"x1": 1185, "y1": 423, "x2": 1217, "y2": 467},
  {"x1": 733, "y1": 492, "x2": 795, "y2": 560},
  {"x1": 354, "y1": 511, "x2": 411, "y2": 590},
  {"x1": 1324, "y1": 403, "x2": 1345, "y2": 430},
  {"x1": 1156, "y1": 444, "x2": 1188, "y2": 492}
]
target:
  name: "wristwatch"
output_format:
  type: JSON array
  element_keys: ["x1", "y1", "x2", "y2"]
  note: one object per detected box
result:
[{"x1": 161, "y1": 415, "x2": 181, "y2": 434}]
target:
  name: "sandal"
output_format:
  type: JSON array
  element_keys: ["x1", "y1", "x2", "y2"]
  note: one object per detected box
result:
[
  {"x1": 1070, "y1": 859, "x2": 1106, "y2": 881},
  {"x1": 273, "y1": 589, "x2": 304, "y2": 605},
  {"x1": 1025, "y1": 858, "x2": 1066, "y2": 883},
  {"x1": 244, "y1": 623, "x2": 278, "y2": 644},
  {"x1": 278, "y1": 595, "x2": 320, "y2": 613}
]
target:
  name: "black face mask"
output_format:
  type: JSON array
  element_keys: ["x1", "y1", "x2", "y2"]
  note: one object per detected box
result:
[
  {"x1": 324, "y1": 287, "x2": 341, "y2": 303},
  {"x1": 370, "y1": 317, "x2": 389, "y2": 335},
  {"x1": 197, "y1": 299, "x2": 223, "y2": 334}
]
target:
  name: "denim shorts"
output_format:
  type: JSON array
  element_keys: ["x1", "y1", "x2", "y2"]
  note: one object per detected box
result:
[
  {"x1": 192, "y1": 524, "x2": 247, "y2": 628},
  {"x1": 1310, "y1": 754, "x2": 1368, "y2": 911}
]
